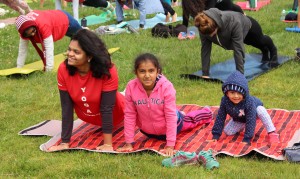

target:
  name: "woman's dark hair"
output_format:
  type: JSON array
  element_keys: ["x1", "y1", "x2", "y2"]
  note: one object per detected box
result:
[
  {"x1": 182, "y1": 0, "x2": 205, "y2": 21},
  {"x1": 65, "y1": 29, "x2": 112, "y2": 78},
  {"x1": 134, "y1": 53, "x2": 162, "y2": 74}
]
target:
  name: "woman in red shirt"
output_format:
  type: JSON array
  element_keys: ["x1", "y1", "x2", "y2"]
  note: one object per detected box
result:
[{"x1": 48, "y1": 29, "x2": 124, "y2": 151}]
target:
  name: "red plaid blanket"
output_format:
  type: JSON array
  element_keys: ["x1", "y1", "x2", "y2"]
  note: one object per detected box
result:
[{"x1": 21, "y1": 105, "x2": 300, "y2": 160}]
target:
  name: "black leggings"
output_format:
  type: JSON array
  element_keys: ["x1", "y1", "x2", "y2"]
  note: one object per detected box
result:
[
  {"x1": 206, "y1": 0, "x2": 244, "y2": 13},
  {"x1": 160, "y1": 0, "x2": 176, "y2": 16},
  {"x1": 83, "y1": 0, "x2": 108, "y2": 8},
  {"x1": 244, "y1": 16, "x2": 277, "y2": 61}
]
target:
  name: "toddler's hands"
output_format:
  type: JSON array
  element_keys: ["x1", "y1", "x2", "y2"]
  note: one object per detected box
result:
[{"x1": 116, "y1": 143, "x2": 133, "y2": 152}]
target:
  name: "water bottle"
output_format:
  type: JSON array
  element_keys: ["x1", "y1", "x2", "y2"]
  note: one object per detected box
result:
[
  {"x1": 280, "y1": 9, "x2": 286, "y2": 21},
  {"x1": 249, "y1": 0, "x2": 257, "y2": 8},
  {"x1": 127, "y1": 25, "x2": 139, "y2": 34},
  {"x1": 81, "y1": 17, "x2": 87, "y2": 27}
]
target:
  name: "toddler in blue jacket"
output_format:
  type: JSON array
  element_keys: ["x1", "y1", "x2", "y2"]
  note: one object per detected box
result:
[{"x1": 211, "y1": 71, "x2": 280, "y2": 145}]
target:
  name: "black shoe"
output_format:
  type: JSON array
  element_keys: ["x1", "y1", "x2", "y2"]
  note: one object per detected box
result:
[
  {"x1": 261, "y1": 48, "x2": 270, "y2": 62},
  {"x1": 268, "y1": 55, "x2": 279, "y2": 68}
]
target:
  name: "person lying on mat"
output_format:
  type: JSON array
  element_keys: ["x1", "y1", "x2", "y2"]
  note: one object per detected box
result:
[
  {"x1": 48, "y1": 29, "x2": 125, "y2": 151},
  {"x1": 116, "y1": 53, "x2": 213, "y2": 156},
  {"x1": 115, "y1": 0, "x2": 146, "y2": 29},
  {"x1": 182, "y1": 0, "x2": 244, "y2": 27},
  {"x1": 194, "y1": 8, "x2": 278, "y2": 78},
  {"x1": 208, "y1": 71, "x2": 280, "y2": 145},
  {"x1": 15, "y1": 10, "x2": 82, "y2": 72}
]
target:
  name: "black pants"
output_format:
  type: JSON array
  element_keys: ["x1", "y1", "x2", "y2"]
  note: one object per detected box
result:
[
  {"x1": 206, "y1": 0, "x2": 244, "y2": 14},
  {"x1": 160, "y1": 0, "x2": 175, "y2": 16},
  {"x1": 83, "y1": 0, "x2": 108, "y2": 8},
  {"x1": 244, "y1": 16, "x2": 278, "y2": 61}
]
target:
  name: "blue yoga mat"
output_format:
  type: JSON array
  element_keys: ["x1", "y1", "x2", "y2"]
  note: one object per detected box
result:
[
  {"x1": 114, "y1": 13, "x2": 182, "y2": 29},
  {"x1": 286, "y1": 26, "x2": 300, "y2": 33},
  {"x1": 180, "y1": 54, "x2": 292, "y2": 83}
]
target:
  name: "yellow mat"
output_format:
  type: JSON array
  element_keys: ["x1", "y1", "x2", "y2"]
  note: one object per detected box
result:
[{"x1": 0, "y1": 47, "x2": 120, "y2": 76}]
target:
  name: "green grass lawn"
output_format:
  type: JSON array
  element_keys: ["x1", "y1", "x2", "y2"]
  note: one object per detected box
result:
[{"x1": 0, "y1": 0, "x2": 300, "y2": 178}]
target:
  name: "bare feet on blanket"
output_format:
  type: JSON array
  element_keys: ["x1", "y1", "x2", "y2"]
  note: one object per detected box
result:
[
  {"x1": 48, "y1": 143, "x2": 69, "y2": 151},
  {"x1": 116, "y1": 143, "x2": 133, "y2": 152},
  {"x1": 96, "y1": 144, "x2": 114, "y2": 151},
  {"x1": 201, "y1": 76, "x2": 210, "y2": 79}
]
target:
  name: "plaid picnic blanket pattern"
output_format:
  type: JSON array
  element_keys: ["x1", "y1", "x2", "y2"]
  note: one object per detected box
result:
[{"x1": 25, "y1": 105, "x2": 300, "y2": 160}]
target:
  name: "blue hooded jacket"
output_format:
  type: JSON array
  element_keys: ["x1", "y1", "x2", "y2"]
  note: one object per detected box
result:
[{"x1": 212, "y1": 71, "x2": 263, "y2": 143}]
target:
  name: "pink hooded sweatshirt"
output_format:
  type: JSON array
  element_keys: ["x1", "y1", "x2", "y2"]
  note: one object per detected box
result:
[{"x1": 124, "y1": 75, "x2": 177, "y2": 147}]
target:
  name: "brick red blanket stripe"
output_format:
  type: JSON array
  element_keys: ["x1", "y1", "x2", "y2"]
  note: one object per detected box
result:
[{"x1": 40, "y1": 105, "x2": 300, "y2": 160}]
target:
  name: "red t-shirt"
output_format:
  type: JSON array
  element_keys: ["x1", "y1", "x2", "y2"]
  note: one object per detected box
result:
[
  {"x1": 25, "y1": 10, "x2": 69, "y2": 42},
  {"x1": 57, "y1": 62, "x2": 124, "y2": 126}
]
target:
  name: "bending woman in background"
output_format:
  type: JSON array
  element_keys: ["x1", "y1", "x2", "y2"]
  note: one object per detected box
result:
[
  {"x1": 48, "y1": 29, "x2": 124, "y2": 151},
  {"x1": 15, "y1": 10, "x2": 82, "y2": 71},
  {"x1": 195, "y1": 8, "x2": 278, "y2": 78}
]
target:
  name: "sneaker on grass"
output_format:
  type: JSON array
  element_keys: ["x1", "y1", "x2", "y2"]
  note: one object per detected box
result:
[
  {"x1": 198, "y1": 150, "x2": 219, "y2": 170},
  {"x1": 162, "y1": 151, "x2": 199, "y2": 167}
]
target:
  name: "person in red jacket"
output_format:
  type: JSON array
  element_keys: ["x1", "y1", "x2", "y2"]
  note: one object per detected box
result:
[
  {"x1": 15, "y1": 10, "x2": 82, "y2": 71},
  {"x1": 48, "y1": 29, "x2": 125, "y2": 151}
]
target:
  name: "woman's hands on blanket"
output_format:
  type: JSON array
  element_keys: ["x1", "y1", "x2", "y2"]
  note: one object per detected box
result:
[
  {"x1": 96, "y1": 144, "x2": 114, "y2": 151},
  {"x1": 160, "y1": 146, "x2": 175, "y2": 156},
  {"x1": 48, "y1": 143, "x2": 69, "y2": 151},
  {"x1": 116, "y1": 143, "x2": 133, "y2": 152}
]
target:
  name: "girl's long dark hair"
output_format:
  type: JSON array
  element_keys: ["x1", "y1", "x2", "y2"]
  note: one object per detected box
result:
[{"x1": 65, "y1": 29, "x2": 112, "y2": 78}]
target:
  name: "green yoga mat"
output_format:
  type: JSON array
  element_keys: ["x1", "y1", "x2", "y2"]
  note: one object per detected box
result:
[
  {"x1": 79, "y1": 11, "x2": 113, "y2": 26},
  {"x1": 0, "y1": 47, "x2": 120, "y2": 76}
]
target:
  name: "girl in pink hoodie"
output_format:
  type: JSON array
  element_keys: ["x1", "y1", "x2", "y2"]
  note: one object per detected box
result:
[{"x1": 117, "y1": 53, "x2": 212, "y2": 156}]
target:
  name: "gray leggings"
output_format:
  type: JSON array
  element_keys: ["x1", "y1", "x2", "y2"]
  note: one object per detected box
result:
[{"x1": 224, "y1": 106, "x2": 276, "y2": 135}]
